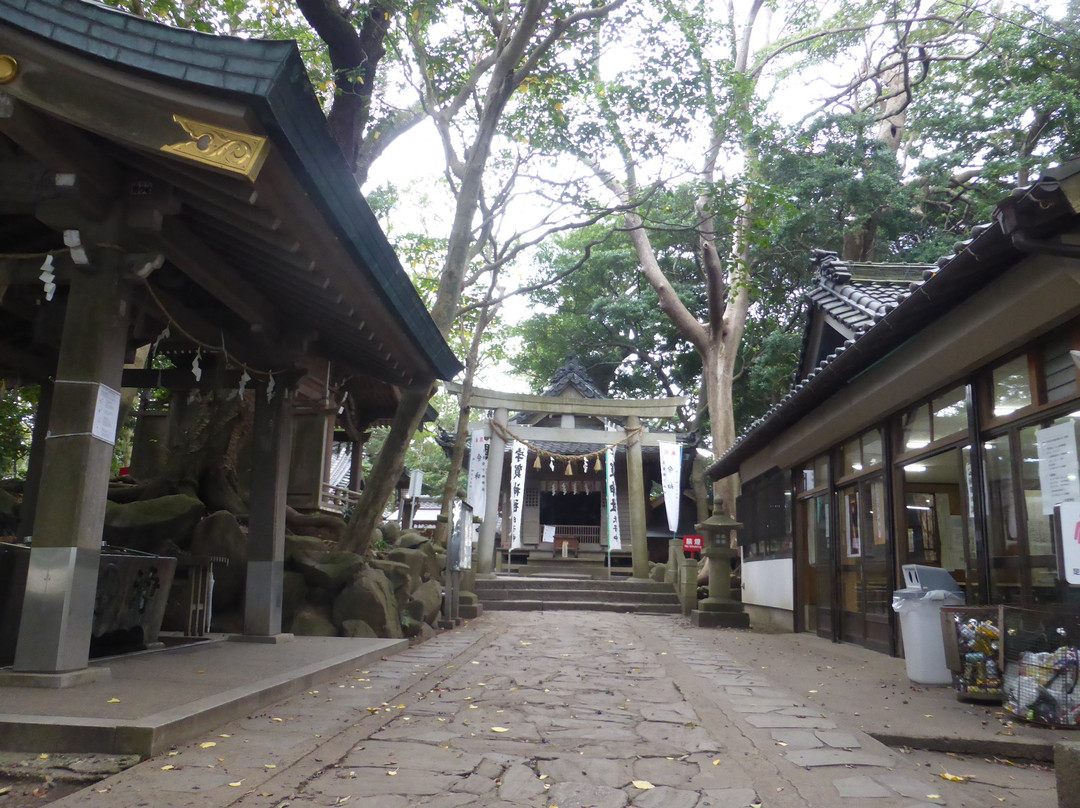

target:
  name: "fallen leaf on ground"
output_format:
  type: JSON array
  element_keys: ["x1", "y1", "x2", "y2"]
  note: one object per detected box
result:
[
  {"x1": 940, "y1": 773, "x2": 966, "y2": 782},
  {"x1": 387, "y1": 770, "x2": 397, "y2": 776},
  {"x1": 271, "y1": 717, "x2": 283, "y2": 722},
  {"x1": 491, "y1": 727, "x2": 510, "y2": 733},
  {"x1": 200, "y1": 742, "x2": 216, "y2": 749},
  {"x1": 219, "y1": 734, "x2": 231, "y2": 738},
  {"x1": 632, "y1": 780, "x2": 655, "y2": 790},
  {"x1": 228, "y1": 780, "x2": 244, "y2": 787},
  {"x1": 161, "y1": 765, "x2": 175, "y2": 771},
  {"x1": 107, "y1": 698, "x2": 121, "y2": 703}
]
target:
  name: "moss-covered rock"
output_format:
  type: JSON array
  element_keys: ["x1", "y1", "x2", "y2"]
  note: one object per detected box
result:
[
  {"x1": 401, "y1": 614, "x2": 423, "y2": 638},
  {"x1": 332, "y1": 567, "x2": 402, "y2": 639},
  {"x1": 285, "y1": 534, "x2": 328, "y2": 563},
  {"x1": 381, "y1": 522, "x2": 401, "y2": 544},
  {"x1": 397, "y1": 531, "x2": 428, "y2": 550},
  {"x1": 282, "y1": 571, "x2": 307, "y2": 626},
  {"x1": 291, "y1": 605, "x2": 337, "y2": 636},
  {"x1": 370, "y1": 559, "x2": 411, "y2": 606},
  {"x1": 103, "y1": 494, "x2": 205, "y2": 553},
  {"x1": 409, "y1": 579, "x2": 443, "y2": 625},
  {"x1": 341, "y1": 619, "x2": 377, "y2": 638},
  {"x1": 293, "y1": 549, "x2": 365, "y2": 590},
  {"x1": 387, "y1": 547, "x2": 425, "y2": 592}
]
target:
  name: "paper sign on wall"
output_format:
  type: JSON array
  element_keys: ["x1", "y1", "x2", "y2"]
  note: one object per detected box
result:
[
  {"x1": 1037, "y1": 422, "x2": 1080, "y2": 515},
  {"x1": 1059, "y1": 502, "x2": 1080, "y2": 585}
]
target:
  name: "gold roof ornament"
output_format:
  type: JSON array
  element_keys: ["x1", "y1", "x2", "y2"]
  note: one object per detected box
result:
[
  {"x1": 160, "y1": 114, "x2": 269, "y2": 181},
  {"x1": 0, "y1": 55, "x2": 18, "y2": 84}
]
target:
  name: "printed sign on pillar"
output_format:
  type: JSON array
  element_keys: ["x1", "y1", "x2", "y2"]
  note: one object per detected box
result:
[
  {"x1": 466, "y1": 430, "x2": 489, "y2": 515},
  {"x1": 659, "y1": 441, "x2": 682, "y2": 534},
  {"x1": 509, "y1": 440, "x2": 528, "y2": 550}
]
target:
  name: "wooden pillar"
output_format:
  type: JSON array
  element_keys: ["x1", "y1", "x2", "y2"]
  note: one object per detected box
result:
[
  {"x1": 16, "y1": 380, "x2": 52, "y2": 539},
  {"x1": 243, "y1": 383, "x2": 293, "y2": 636},
  {"x1": 349, "y1": 438, "x2": 364, "y2": 491},
  {"x1": 14, "y1": 256, "x2": 129, "y2": 673},
  {"x1": 476, "y1": 408, "x2": 506, "y2": 575},
  {"x1": 626, "y1": 415, "x2": 649, "y2": 579}
]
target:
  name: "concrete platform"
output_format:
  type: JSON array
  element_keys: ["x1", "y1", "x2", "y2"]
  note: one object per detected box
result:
[{"x1": 0, "y1": 634, "x2": 407, "y2": 759}]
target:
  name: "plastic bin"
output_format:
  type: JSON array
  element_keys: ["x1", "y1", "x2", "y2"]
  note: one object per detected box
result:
[{"x1": 892, "y1": 565, "x2": 964, "y2": 685}]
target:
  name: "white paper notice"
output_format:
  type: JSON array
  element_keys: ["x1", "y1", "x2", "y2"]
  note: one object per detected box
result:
[
  {"x1": 1036, "y1": 422, "x2": 1080, "y2": 515},
  {"x1": 91, "y1": 384, "x2": 121, "y2": 445},
  {"x1": 1059, "y1": 502, "x2": 1080, "y2": 585}
]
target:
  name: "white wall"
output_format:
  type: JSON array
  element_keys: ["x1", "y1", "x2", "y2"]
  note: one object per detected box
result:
[{"x1": 741, "y1": 557, "x2": 793, "y2": 611}]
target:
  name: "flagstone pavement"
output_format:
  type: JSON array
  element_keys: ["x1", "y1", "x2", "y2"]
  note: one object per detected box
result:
[{"x1": 49, "y1": 611, "x2": 1055, "y2": 808}]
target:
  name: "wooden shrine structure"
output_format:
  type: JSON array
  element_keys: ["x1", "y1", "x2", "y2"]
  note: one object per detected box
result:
[
  {"x1": 0, "y1": 0, "x2": 460, "y2": 681},
  {"x1": 448, "y1": 361, "x2": 690, "y2": 578}
]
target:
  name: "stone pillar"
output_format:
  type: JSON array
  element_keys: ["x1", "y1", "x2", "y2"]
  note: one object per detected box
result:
[
  {"x1": 666, "y1": 538, "x2": 681, "y2": 583},
  {"x1": 243, "y1": 383, "x2": 294, "y2": 638},
  {"x1": 625, "y1": 415, "x2": 649, "y2": 579},
  {"x1": 1056, "y1": 741, "x2": 1080, "y2": 808},
  {"x1": 476, "y1": 408, "x2": 506, "y2": 575},
  {"x1": 679, "y1": 556, "x2": 697, "y2": 616},
  {"x1": 16, "y1": 380, "x2": 52, "y2": 538},
  {"x1": 13, "y1": 257, "x2": 129, "y2": 674},
  {"x1": 690, "y1": 514, "x2": 749, "y2": 629}
]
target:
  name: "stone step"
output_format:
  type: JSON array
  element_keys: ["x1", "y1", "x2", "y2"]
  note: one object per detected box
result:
[
  {"x1": 475, "y1": 577, "x2": 674, "y2": 593},
  {"x1": 478, "y1": 587, "x2": 679, "y2": 605},
  {"x1": 480, "y1": 600, "x2": 682, "y2": 614}
]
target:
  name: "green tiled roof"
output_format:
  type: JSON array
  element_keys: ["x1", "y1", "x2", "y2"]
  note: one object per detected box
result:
[{"x1": 0, "y1": 0, "x2": 462, "y2": 382}]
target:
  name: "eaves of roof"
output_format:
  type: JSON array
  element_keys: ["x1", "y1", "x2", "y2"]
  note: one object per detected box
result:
[
  {"x1": 709, "y1": 158, "x2": 1080, "y2": 481},
  {"x1": 0, "y1": 0, "x2": 461, "y2": 381}
]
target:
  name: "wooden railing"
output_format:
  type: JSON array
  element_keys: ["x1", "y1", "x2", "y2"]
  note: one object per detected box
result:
[
  {"x1": 550, "y1": 525, "x2": 601, "y2": 542},
  {"x1": 321, "y1": 483, "x2": 361, "y2": 514}
]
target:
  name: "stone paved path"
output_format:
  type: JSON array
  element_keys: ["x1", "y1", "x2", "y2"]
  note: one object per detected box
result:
[{"x1": 50, "y1": 612, "x2": 1054, "y2": 808}]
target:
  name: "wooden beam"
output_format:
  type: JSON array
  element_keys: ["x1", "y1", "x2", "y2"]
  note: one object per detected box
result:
[
  {"x1": 153, "y1": 218, "x2": 280, "y2": 336},
  {"x1": 129, "y1": 284, "x2": 271, "y2": 369},
  {"x1": 117, "y1": 148, "x2": 259, "y2": 207},
  {"x1": 468, "y1": 423, "x2": 683, "y2": 449},
  {"x1": 443, "y1": 382, "x2": 686, "y2": 418},
  {"x1": 0, "y1": 341, "x2": 55, "y2": 380},
  {"x1": 0, "y1": 99, "x2": 117, "y2": 199}
]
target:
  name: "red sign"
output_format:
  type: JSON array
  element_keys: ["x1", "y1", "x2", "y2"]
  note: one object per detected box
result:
[{"x1": 683, "y1": 535, "x2": 703, "y2": 552}]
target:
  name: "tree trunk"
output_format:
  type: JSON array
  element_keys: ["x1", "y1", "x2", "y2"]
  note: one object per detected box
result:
[{"x1": 343, "y1": 385, "x2": 433, "y2": 553}]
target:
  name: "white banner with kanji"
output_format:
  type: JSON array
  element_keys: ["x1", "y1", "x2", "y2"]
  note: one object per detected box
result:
[
  {"x1": 605, "y1": 446, "x2": 622, "y2": 551},
  {"x1": 466, "y1": 430, "x2": 488, "y2": 515},
  {"x1": 659, "y1": 440, "x2": 682, "y2": 534},
  {"x1": 509, "y1": 440, "x2": 528, "y2": 550}
]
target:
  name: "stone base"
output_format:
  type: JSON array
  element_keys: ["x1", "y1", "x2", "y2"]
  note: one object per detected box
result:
[
  {"x1": 228, "y1": 633, "x2": 295, "y2": 644},
  {"x1": 459, "y1": 603, "x2": 483, "y2": 619},
  {"x1": 690, "y1": 609, "x2": 750, "y2": 629},
  {"x1": 1057, "y1": 741, "x2": 1080, "y2": 808},
  {"x1": 0, "y1": 666, "x2": 111, "y2": 688}
]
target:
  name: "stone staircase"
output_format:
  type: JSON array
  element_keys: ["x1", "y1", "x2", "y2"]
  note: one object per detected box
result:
[{"x1": 475, "y1": 575, "x2": 681, "y2": 614}]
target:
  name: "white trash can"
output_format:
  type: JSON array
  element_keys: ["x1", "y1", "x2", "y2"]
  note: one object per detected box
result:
[{"x1": 893, "y1": 588, "x2": 965, "y2": 684}]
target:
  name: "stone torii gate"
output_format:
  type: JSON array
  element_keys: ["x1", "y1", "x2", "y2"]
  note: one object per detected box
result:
[{"x1": 447, "y1": 383, "x2": 686, "y2": 578}]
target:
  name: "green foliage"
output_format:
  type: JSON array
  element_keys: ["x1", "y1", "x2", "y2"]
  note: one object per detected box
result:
[{"x1": 0, "y1": 386, "x2": 37, "y2": 478}]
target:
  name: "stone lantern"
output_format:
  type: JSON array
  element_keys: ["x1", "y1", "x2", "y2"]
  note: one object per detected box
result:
[{"x1": 690, "y1": 512, "x2": 750, "y2": 628}]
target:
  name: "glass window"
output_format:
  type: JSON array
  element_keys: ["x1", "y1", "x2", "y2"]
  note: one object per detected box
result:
[
  {"x1": 842, "y1": 438, "x2": 862, "y2": 477},
  {"x1": 1043, "y1": 337, "x2": 1079, "y2": 403},
  {"x1": 862, "y1": 431, "x2": 883, "y2": 469},
  {"x1": 902, "y1": 404, "x2": 932, "y2": 452},
  {"x1": 932, "y1": 386, "x2": 968, "y2": 440},
  {"x1": 800, "y1": 455, "x2": 829, "y2": 491},
  {"x1": 992, "y1": 356, "x2": 1032, "y2": 418},
  {"x1": 985, "y1": 434, "x2": 1022, "y2": 604}
]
